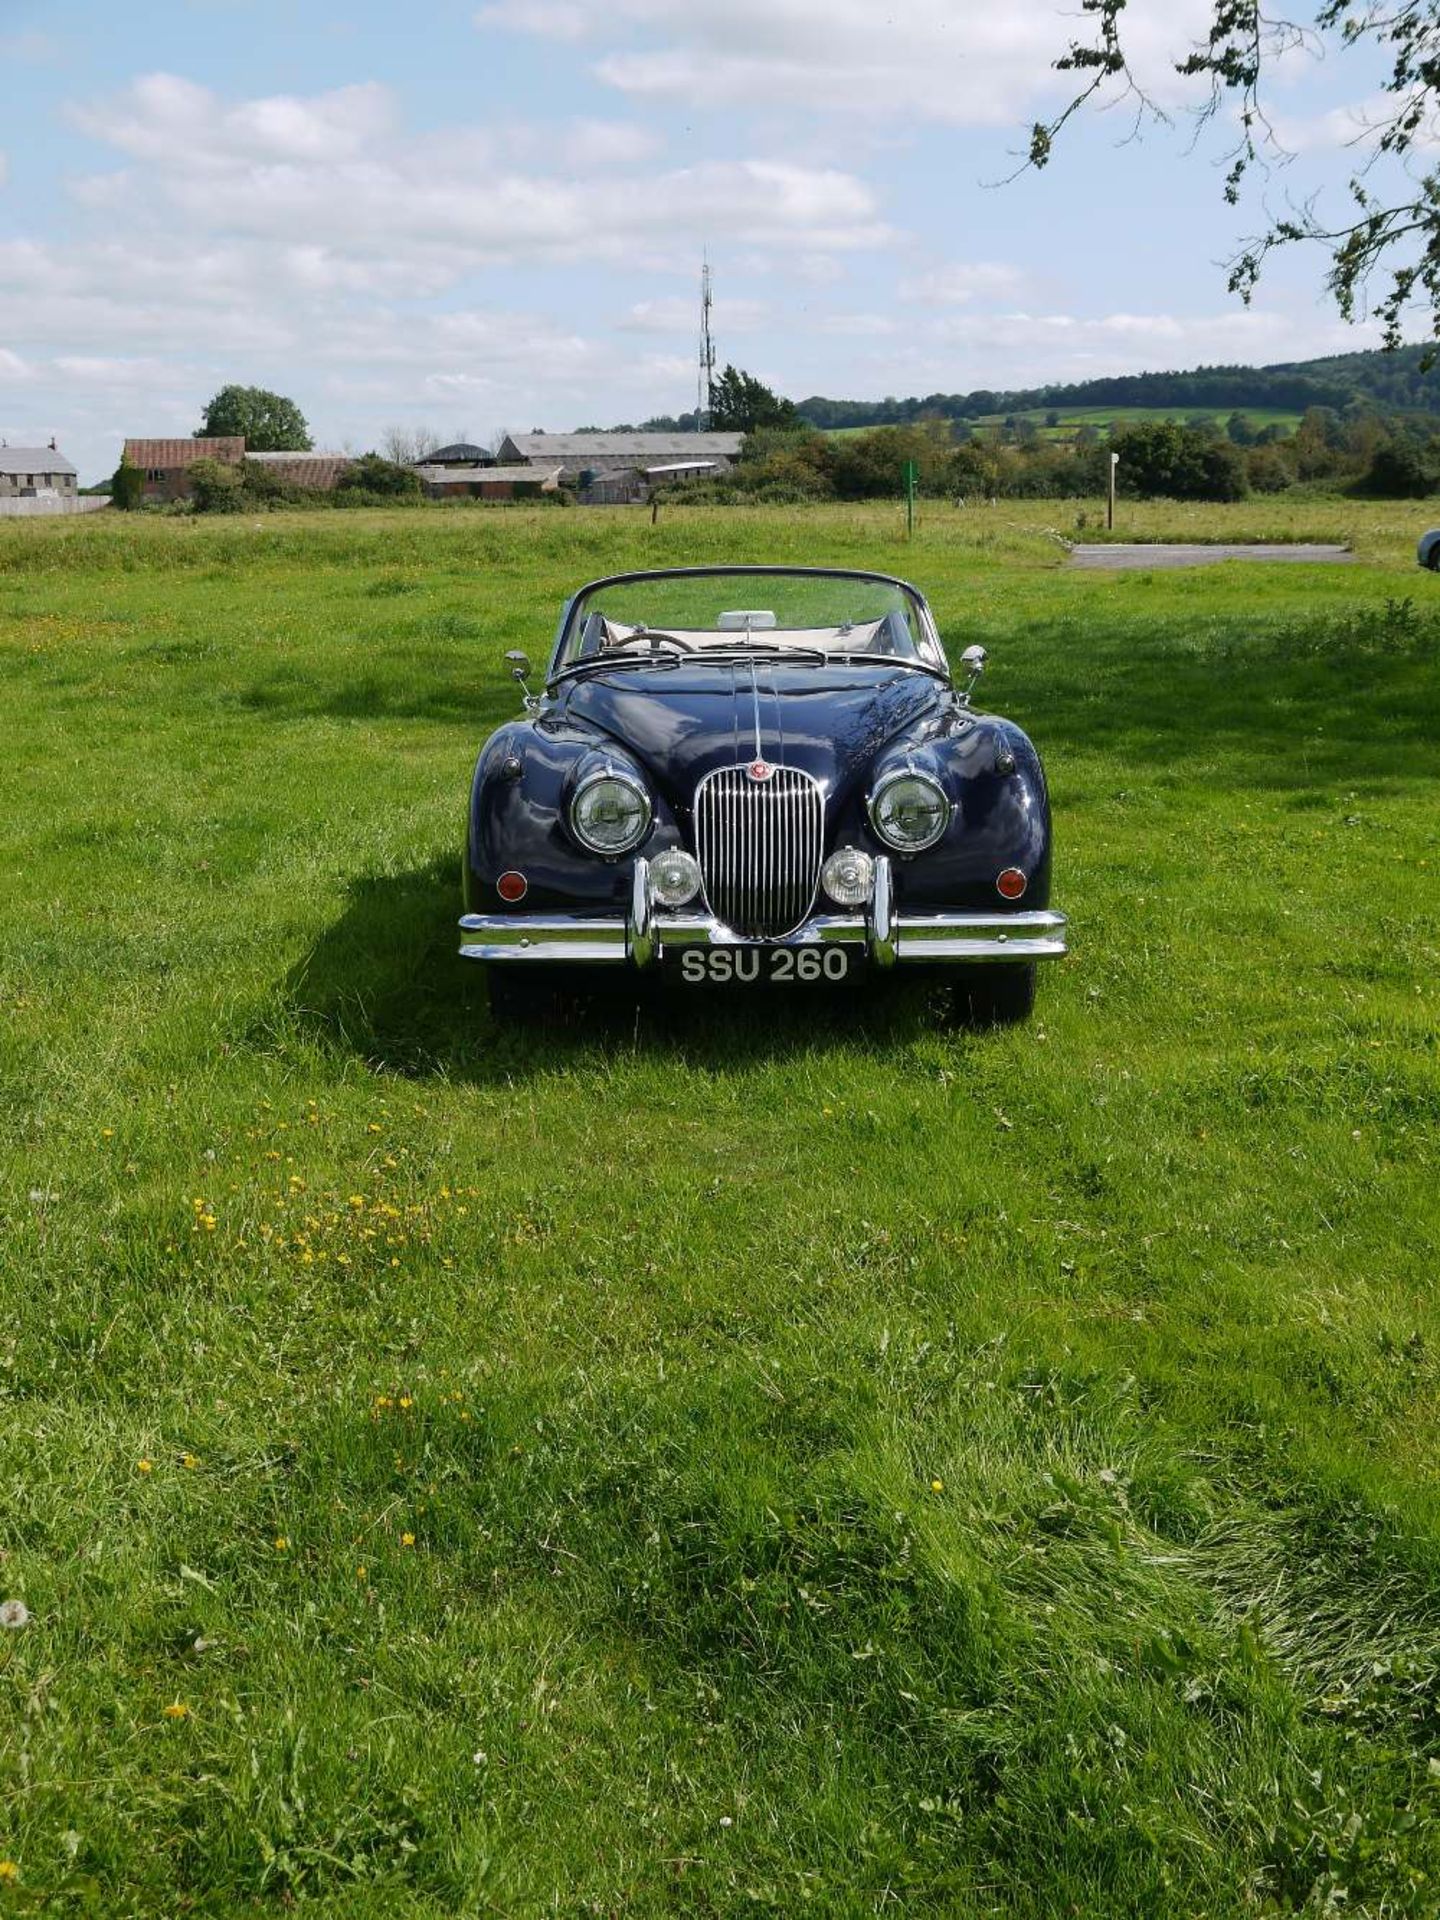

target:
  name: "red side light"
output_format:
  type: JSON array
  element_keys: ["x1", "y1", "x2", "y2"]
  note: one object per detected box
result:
[
  {"x1": 996, "y1": 867, "x2": 1027, "y2": 900},
  {"x1": 497, "y1": 871, "x2": 528, "y2": 903}
]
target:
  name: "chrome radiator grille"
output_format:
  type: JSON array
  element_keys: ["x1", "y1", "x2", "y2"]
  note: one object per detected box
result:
[{"x1": 694, "y1": 764, "x2": 824, "y2": 939}]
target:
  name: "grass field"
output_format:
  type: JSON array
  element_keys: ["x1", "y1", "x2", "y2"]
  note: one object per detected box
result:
[{"x1": 1, "y1": 499, "x2": 1437, "y2": 1916}]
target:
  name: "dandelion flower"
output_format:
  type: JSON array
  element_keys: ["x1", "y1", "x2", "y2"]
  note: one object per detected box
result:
[
  {"x1": 274, "y1": 1536, "x2": 289, "y2": 1552},
  {"x1": 182, "y1": 1454, "x2": 199, "y2": 1470},
  {"x1": 357, "y1": 1565, "x2": 367, "y2": 1582},
  {"x1": 930, "y1": 1478, "x2": 944, "y2": 1493},
  {"x1": 163, "y1": 1702, "x2": 190, "y2": 1720},
  {"x1": 0, "y1": 1599, "x2": 30, "y2": 1630},
  {"x1": 400, "y1": 1532, "x2": 415, "y2": 1548},
  {"x1": 137, "y1": 1459, "x2": 153, "y2": 1475},
  {"x1": 101, "y1": 1128, "x2": 114, "y2": 1140},
  {"x1": 0, "y1": 1861, "x2": 18, "y2": 1883}
]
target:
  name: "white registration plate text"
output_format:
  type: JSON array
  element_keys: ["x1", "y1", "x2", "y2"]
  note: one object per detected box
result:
[{"x1": 676, "y1": 946, "x2": 852, "y2": 984}]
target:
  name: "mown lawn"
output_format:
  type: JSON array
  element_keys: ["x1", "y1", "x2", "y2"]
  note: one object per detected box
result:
[{"x1": 0, "y1": 501, "x2": 1437, "y2": 1917}]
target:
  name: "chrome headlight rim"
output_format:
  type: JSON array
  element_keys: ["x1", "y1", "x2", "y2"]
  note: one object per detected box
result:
[
  {"x1": 648, "y1": 846, "x2": 703, "y2": 908},
  {"x1": 821, "y1": 846, "x2": 876, "y2": 907},
  {"x1": 569, "y1": 767, "x2": 653, "y2": 857},
  {"x1": 866, "y1": 770, "x2": 950, "y2": 854}
]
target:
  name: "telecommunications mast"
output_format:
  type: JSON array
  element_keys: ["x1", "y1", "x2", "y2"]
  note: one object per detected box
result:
[{"x1": 698, "y1": 256, "x2": 716, "y2": 426}]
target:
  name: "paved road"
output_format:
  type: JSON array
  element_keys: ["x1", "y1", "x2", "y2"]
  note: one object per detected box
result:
[{"x1": 1071, "y1": 542, "x2": 1355, "y2": 570}]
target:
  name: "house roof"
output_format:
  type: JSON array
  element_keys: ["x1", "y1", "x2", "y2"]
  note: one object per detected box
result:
[
  {"x1": 0, "y1": 445, "x2": 77, "y2": 476},
  {"x1": 501, "y1": 432, "x2": 743, "y2": 461},
  {"x1": 418, "y1": 463, "x2": 561, "y2": 486},
  {"x1": 420, "y1": 442, "x2": 492, "y2": 465},
  {"x1": 124, "y1": 437, "x2": 245, "y2": 469},
  {"x1": 246, "y1": 453, "x2": 355, "y2": 489},
  {"x1": 244, "y1": 449, "x2": 351, "y2": 464}
]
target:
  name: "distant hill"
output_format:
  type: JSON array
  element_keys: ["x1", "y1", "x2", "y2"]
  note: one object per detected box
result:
[{"x1": 792, "y1": 343, "x2": 1440, "y2": 431}]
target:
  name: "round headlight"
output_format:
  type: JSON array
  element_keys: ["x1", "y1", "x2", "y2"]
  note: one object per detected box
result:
[
  {"x1": 649, "y1": 848, "x2": 702, "y2": 908},
  {"x1": 570, "y1": 771, "x2": 651, "y2": 856},
  {"x1": 822, "y1": 847, "x2": 875, "y2": 907},
  {"x1": 868, "y1": 772, "x2": 949, "y2": 853}
]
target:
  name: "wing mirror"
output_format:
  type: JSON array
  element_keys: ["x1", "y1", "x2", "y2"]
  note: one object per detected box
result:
[
  {"x1": 960, "y1": 644, "x2": 987, "y2": 702},
  {"x1": 505, "y1": 649, "x2": 541, "y2": 712}
]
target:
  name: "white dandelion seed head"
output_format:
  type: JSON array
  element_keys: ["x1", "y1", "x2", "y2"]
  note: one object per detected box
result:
[{"x1": 0, "y1": 1599, "x2": 30, "y2": 1630}]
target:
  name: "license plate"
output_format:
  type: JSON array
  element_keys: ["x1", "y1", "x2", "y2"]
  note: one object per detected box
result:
[{"x1": 674, "y1": 945, "x2": 853, "y2": 984}]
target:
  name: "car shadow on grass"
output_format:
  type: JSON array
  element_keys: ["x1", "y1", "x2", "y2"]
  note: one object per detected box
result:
[{"x1": 278, "y1": 856, "x2": 952, "y2": 1085}]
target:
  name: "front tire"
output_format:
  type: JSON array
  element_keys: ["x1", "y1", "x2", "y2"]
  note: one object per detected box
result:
[{"x1": 947, "y1": 963, "x2": 1038, "y2": 1028}]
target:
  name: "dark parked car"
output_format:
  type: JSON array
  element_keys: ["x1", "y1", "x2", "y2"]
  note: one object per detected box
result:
[{"x1": 460, "y1": 566, "x2": 1066, "y2": 1022}]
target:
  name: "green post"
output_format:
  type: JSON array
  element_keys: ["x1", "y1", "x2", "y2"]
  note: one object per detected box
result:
[{"x1": 903, "y1": 459, "x2": 918, "y2": 537}]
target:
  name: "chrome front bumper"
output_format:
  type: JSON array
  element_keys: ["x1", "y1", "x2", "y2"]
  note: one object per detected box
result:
[{"x1": 460, "y1": 857, "x2": 1067, "y2": 968}]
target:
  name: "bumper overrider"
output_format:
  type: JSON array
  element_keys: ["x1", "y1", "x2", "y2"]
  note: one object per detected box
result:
[{"x1": 459, "y1": 856, "x2": 1067, "y2": 968}]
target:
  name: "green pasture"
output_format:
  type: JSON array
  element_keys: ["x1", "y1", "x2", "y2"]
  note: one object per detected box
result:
[{"x1": 1, "y1": 500, "x2": 1437, "y2": 1915}]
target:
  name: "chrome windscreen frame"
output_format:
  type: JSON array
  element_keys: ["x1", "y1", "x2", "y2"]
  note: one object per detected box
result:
[{"x1": 459, "y1": 856, "x2": 1067, "y2": 968}]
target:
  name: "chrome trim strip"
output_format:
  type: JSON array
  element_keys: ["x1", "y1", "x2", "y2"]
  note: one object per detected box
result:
[
  {"x1": 629, "y1": 857, "x2": 655, "y2": 970},
  {"x1": 458, "y1": 903, "x2": 1068, "y2": 966},
  {"x1": 869, "y1": 854, "x2": 896, "y2": 969}
]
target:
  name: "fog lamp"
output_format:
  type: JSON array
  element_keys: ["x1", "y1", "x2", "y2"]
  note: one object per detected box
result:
[
  {"x1": 649, "y1": 848, "x2": 702, "y2": 908},
  {"x1": 822, "y1": 847, "x2": 876, "y2": 907}
]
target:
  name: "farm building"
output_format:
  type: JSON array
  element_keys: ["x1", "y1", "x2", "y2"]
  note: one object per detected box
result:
[
  {"x1": 416, "y1": 462, "x2": 562, "y2": 501},
  {"x1": 122, "y1": 440, "x2": 353, "y2": 501},
  {"x1": 495, "y1": 431, "x2": 743, "y2": 483},
  {"x1": 244, "y1": 451, "x2": 355, "y2": 490},
  {"x1": 418, "y1": 442, "x2": 493, "y2": 467},
  {"x1": 0, "y1": 442, "x2": 78, "y2": 501},
  {"x1": 579, "y1": 459, "x2": 726, "y2": 505},
  {"x1": 124, "y1": 437, "x2": 245, "y2": 504}
]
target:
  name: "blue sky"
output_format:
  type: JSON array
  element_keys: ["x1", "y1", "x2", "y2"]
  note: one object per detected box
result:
[{"x1": 0, "y1": 0, "x2": 1404, "y2": 479}]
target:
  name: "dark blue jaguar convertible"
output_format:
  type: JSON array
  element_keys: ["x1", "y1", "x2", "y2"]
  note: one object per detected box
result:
[{"x1": 460, "y1": 566, "x2": 1066, "y2": 1023}]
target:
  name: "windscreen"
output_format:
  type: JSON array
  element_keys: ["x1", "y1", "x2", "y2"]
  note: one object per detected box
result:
[{"x1": 557, "y1": 570, "x2": 941, "y2": 670}]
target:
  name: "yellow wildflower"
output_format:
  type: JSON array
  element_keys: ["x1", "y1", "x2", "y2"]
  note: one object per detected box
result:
[
  {"x1": 137, "y1": 1459, "x2": 153, "y2": 1475},
  {"x1": 400, "y1": 1532, "x2": 415, "y2": 1548},
  {"x1": 357, "y1": 1565, "x2": 367, "y2": 1582},
  {"x1": 930, "y1": 1478, "x2": 944, "y2": 1493},
  {"x1": 163, "y1": 1702, "x2": 190, "y2": 1720},
  {"x1": 274, "y1": 1536, "x2": 289, "y2": 1552},
  {"x1": 182, "y1": 1454, "x2": 199, "y2": 1470},
  {"x1": 0, "y1": 1861, "x2": 19, "y2": 1882}
]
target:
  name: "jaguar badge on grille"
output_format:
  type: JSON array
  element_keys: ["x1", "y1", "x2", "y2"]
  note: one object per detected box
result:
[{"x1": 747, "y1": 759, "x2": 774, "y2": 782}]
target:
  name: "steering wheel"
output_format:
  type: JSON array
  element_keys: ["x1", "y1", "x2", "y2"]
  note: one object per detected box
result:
[{"x1": 605, "y1": 630, "x2": 698, "y2": 655}]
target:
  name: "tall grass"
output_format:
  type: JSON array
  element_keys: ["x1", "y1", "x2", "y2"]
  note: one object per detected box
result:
[{"x1": 0, "y1": 503, "x2": 1436, "y2": 1914}]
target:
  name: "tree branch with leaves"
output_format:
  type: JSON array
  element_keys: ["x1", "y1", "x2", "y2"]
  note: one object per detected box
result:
[{"x1": 1025, "y1": 0, "x2": 1440, "y2": 350}]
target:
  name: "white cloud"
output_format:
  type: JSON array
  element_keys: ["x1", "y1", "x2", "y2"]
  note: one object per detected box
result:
[
  {"x1": 1267, "y1": 92, "x2": 1440, "y2": 156},
  {"x1": 482, "y1": 0, "x2": 1217, "y2": 125},
  {"x1": 68, "y1": 75, "x2": 889, "y2": 266},
  {"x1": 71, "y1": 74, "x2": 396, "y2": 165},
  {"x1": 900, "y1": 263, "x2": 1028, "y2": 306},
  {"x1": 0, "y1": 348, "x2": 33, "y2": 383},
  {"x1": 619, "y1": 295, "x2": 767, "y2": 333}
]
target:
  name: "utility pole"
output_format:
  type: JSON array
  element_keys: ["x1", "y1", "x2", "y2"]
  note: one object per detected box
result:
[
  {"x1": 1108, "y1": 450, "x2": 1118, "y2": 530},
  {"x1": 697, "y1": 257, "x2": 715, "y2": 429}
]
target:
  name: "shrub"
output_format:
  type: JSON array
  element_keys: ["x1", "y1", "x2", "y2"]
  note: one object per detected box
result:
[
  {"x1": 187, "y1": 458, "x2": 246, "y2": 514},
  {"x1": 1358, "y1": 439, "x2": 1437, "y2": 498},
  {"x1": 335, "y1": 454, "x2": 423, "y2": 499},
  {"x1": 1246, "y1": 446, "x2": 1294, "y2": 493},
  {"x1": 109, "y1": 455, "x2": 144, "y2": 511}
]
